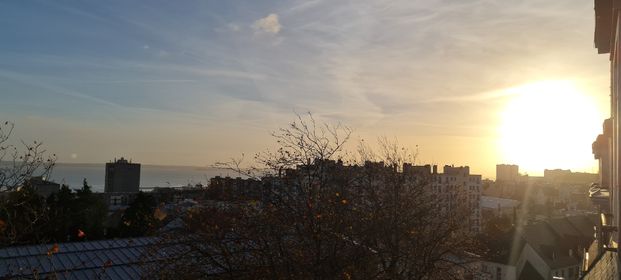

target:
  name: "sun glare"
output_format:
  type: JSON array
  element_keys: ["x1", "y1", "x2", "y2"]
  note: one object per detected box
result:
[{"x1": 498, "y1": 80, "x2": 604, "y2": 175}]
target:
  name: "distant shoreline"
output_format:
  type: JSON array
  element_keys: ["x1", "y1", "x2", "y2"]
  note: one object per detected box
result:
[
  {"x1": 4, "y1": 162, "x2": 236, "y2": 192},
  {"x1": 50, "y1": 162, "x2": 220, "y2": 170}
]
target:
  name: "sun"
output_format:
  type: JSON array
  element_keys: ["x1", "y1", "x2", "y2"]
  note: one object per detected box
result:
[{"x1": 498, "y1": 80, "x2": 604, "y2": 175}]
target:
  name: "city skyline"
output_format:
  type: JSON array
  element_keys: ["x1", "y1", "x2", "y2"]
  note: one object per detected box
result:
[{"x1": 0, "y1": 0, "x2": 609, "y2": 178}]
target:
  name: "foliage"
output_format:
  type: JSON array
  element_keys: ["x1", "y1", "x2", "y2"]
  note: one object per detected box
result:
[
  {"x1": 73, "y1": 179, "x2": 107, "y2": 239},
  {"x1": 0, "y1": 180, "x2": 108, "y2": 246},
  {"x1": 482, "y1": 214, "x2": 513, "y2": 237},
  {"x1": 478, "y1": 214, "x2": 515, "y2": 265},
  {"x1": 0, "y1": 121, "x2": 59, "y2": 246},
  {"x1": 118, "y1": 191, "x2": 158, "y2": 237}
]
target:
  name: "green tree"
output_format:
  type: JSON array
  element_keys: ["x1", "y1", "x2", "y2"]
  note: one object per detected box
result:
[
  {"x1": 71, "y1": 179, "x2": 107, "y2": 240},
  {"x1": 118, "y1": 192, "x2": 158, "y2": 237},
  {"x1": 46, "y1": 184, "x2": 76, "y2": 241}
]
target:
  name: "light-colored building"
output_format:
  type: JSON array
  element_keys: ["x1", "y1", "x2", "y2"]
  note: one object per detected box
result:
[
  {"x1": 543, "y1": 169, "x2": 598, "y2": 185},
  {"x1": 481, "y1": 195, "x2": 519, "y2": 218},
  {"x1": 430, "y1": 165, "x2": 482, "y2": 233},
  {"x1": 496, "y1": 164, "x2": 520, "y2": 183}
]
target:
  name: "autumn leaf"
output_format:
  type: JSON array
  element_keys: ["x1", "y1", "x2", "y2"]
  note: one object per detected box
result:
[
  {"x1": 47, "y1": 244, "x2": 59, "y2": 256},
  {"x1": 153, "y1": 208, "x2": 167, "y2": 221}
]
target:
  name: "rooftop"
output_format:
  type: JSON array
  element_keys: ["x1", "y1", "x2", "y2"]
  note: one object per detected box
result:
[{"x1": 0, "y1": 238, "x2": 156, "y2": 279}]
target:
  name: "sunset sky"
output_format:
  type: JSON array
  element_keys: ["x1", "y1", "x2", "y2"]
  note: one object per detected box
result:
[{"x1": 0, "y1": 0, "x2": 611, "y2": 178}]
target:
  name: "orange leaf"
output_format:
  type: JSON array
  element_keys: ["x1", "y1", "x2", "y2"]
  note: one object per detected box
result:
[
  {"x1": 47, "y1": 244, "x2": 59, "y2": 256},
  {"x1": 153, "y1": 208, "x2": 167, "y2": 221}
]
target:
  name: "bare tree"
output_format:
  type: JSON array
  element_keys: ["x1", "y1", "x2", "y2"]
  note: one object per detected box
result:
[
  {"x1": 149, "y1": 114, "x2": 480, "y2": 279},
  {"x1": 350, "y1": 139, "x2": 480, "y2": 280},
  {"x1": 0, "y1": 121, "x2": 56, "y2": 247},
  {"x1": 0, "y1": 121, "x2": 56, "y2": 192}
]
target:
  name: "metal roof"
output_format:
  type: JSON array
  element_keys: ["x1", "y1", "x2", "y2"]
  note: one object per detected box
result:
[{"x1": 0, "y1": 238, "x2": 158, "y2": 279}]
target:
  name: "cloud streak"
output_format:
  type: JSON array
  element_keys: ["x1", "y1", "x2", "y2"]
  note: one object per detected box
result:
[{"x1": 0, "y1": 0, "x2": 608, "y2": 177}]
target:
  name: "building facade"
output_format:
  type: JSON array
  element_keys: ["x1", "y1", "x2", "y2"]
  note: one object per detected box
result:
[
  {"x1": 496, "y1": 164, "x2": 520, "y2": 183},
  {"x1": 407, "y1": 164, "x2": 482, "y2": 233},
  {"x1": 582, "y1": 0, "x2": 621, "y2": 278},
  {"x1": 104, "y1": 157, "x2": 140, "y2": 193},
  {"x1": 437, "y1": 165, "x2": 482, "y2": 233}
]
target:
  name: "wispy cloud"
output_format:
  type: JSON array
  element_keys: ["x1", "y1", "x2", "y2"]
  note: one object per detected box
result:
[
  {"x1": 252, "y1": 13, "x2": 282, "y2": 34},
  {"x1": 72, "y1": 79, "x2": 197, "y2": 84},
  {"x1": 0, "y1": 0, "x2": 607, "y2": 176},
  {"x1": 215, "y1": 23, "x2": 241, "y2": 33},
  {"x1": 0, "y1": 69, "x2": 121, "y2": 109}
]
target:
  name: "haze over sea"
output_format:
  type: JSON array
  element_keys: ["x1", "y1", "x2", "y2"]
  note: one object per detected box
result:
[{"x1": 46, "y1": 163, "x2": 232, "y2": 192}]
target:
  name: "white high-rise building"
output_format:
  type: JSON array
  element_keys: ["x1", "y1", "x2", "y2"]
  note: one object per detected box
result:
[{"x1": 405, "y1": 164, "x2": 482, "y2": 233}]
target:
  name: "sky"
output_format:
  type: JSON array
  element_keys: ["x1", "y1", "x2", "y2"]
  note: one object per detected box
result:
[{"x1": 0, "y1": 0, "x2": 611, "y2": 178}]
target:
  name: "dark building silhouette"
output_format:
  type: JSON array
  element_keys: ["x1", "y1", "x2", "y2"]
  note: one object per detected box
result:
[
  {"x1": 582, "y1": 1, "x2": 621, "y2": 278},
  {"x1": 105, "y1": 157, "x2": 140, "y2": 193},
  {"x1": 208, "y1": 176, "x2": 263, "y2": 201},
  {"x1": 26, "y1": 176, "x2": 60, "y2": 198},
  {"x1": 590, "y1": 119, "x2": 612, "y2": 211}
]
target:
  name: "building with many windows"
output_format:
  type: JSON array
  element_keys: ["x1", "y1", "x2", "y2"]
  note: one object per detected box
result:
[
  {"x1": 438, "y1": 165, "x2": 482, "y2": 233},
  {"x1": 103, "y1": 157, "x2": 141, "y2": 212},
  {"x1": 404, "y1": 164, "x2": 482, "y2": 233}
]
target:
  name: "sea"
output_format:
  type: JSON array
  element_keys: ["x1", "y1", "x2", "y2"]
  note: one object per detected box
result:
[{"x1": 42, "y1": 163, "x2": 237, "y2": 192}]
